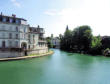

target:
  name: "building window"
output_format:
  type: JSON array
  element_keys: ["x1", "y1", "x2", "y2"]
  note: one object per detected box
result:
[
  {"x1": 24, "y1": 34, "x2": 25, "y2": 39},
  {"x1": 16, "y1": 34, "x2": 18, "y2": 39},
  {"x1": 24, "y1": 28, "x2": 26, "y2": 32},
  {"x1": 2, "y1": 41, "x2": 5, "y2": 48},
  {"x1": 2, "y1": 25, "x2": 5, "y2": 30},
  {"x1": 33, "y1": 45, "x2": 34, "y2": 48},
  {"x1": 33, "y1": 35, "x2": 35, "y2": 43},
  {"x1": 28, "y1": 45, "x2": 30, "y2": 49},
  {"x1": 2, "y1": 33, "x2": 5, "y2": 39},
  {"x1": 0, "y1": 16, "x2": 2, "y2": 21},
  {"x1": 9, "y1": 18, "x2": 13, "y2": 23},
  {"x1": 2, "y1": 17, "x2": 6, "y2": 22},
  {"x1": 9, "y1": 33, "x2": 12, "y2": 39},
  {"x1": 8, "y1": 41, "x2": 12, "y2": 47},
  {"x1": 16, "y1": 19, "x2": 19, "y2": 24},
  {"x1": 15, "y1": 41, "x2": 18, "y2": 47},
  {"x1": 16, "y1": 27, "x2": 18, "y2": 31},
  {"x1": 9, "y1": 26, "x2": 12, "y2": 31}
]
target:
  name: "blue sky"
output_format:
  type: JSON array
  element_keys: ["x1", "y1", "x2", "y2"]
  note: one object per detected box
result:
[{"x1": 1, "y1": 0, "x2": 110, "y2": 37}]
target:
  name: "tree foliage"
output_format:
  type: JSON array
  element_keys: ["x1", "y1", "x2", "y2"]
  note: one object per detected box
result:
[
  {"x1": 46, "y1": 37, "x2": 53, "y2": 48},
  {"x1": 60, "y1": 25, "x2": 106, "y2": 55}
]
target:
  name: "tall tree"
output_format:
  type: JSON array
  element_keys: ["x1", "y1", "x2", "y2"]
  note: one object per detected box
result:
[
  {"x1": 71, "y1": 25, "x2": 93, "y2": 53},
  {"x1": 60, "y1": 25, "x2": 72, "y2": 51}
]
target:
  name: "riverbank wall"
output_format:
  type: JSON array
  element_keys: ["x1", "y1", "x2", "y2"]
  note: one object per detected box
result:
[
  {"x1": 0, "y1": 50, "x2": 53, "y2": 61},
  {"x1": 0, "y1": 47, "x2": 48, "y2": 58},
  {"x1": 27, "y1": 47, "x2": 48, "y2": 55}
]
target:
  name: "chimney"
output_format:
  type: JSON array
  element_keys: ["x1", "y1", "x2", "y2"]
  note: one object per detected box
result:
[
  {"x1": 1, "y1": 12, "x2": 2, "y2": 15},
  {"x1": 12, "y1": 14, "x2": 16, "y2": 18}
]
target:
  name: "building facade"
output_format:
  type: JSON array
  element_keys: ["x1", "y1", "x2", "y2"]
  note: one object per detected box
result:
[
  {"x1": 0, "y1": 14, "x2": 29, "y2": 49},
  {"x1": 51, "y1": 37, "x2": 60, "y2": 48},
  {"x1": 0, "y1": 13, "x2": 48, "y2": 57},
  {"x1": 28, "y1": 26, "x2": 47, "y2": 50}
]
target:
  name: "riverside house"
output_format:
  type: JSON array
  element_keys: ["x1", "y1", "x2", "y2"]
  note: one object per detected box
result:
[{"x1": 0, "y1": 13, "x2": 48, "y2": 58}]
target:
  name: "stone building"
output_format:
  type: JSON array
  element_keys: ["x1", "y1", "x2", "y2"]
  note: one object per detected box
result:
[
  {"x1": 0, "y1": 13, "x2": 29, "y2": 49},
  {"x1": 0, "y1": 13, "x2": 48, "y2": 58},
  {"x1": 28, "y1": 26, "x2": 47, "y2": 50}
]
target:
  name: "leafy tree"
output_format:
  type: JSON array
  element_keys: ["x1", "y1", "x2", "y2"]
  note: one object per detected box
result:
[
  {"x1": 89, "y1": 36, "x2": 102, "y2": 55},
  {"x1": 46, "y1": 37, "x2": 53, "y2": 48},
  {"x1": 60, "y1": 25, "x2": 72, "y2": 51},
  {"x1": 101, "y1": 36, "x2": 110, "y2": 50},
  {"x1": 71, "y1": 25, "x2": 93, "y2": 53},
  {"x1": 60, "y1": 25, "x2": 110, "y2": 56}
]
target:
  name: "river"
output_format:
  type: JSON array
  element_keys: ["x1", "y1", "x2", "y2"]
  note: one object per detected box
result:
[{"x1": 0, "y1": 49, "x2": 110, "y2": 84}]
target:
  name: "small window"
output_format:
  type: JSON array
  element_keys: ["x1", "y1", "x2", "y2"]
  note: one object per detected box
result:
[
  {"x1": 9, "y1": 33, "x2": 12, "y2": 39},
  {"x1": 9, "y1": 18, "x2": 13, "y2": 23},
  {"x1": 2, "y1": 17, "x2": 6, "y2": 22},
  {"x1": 8, "y1": 41, "x2": 12, "y2": 47},
  {"x1": 16, "y1": 27, "x2": 18, "y2": 32},
  {"x1": 9, "y1": 26, "x2": 12, "y2": 31},
  {"x1": 28, "y1": 45, "x2": 30, "y2": 49},
  {"x1": 2, "y1": 25, "x2": 5, "y2": 30},
  {"x1": 24, "y1": 28, "x2": 26, "y2": 32},
  {"x1": 15, "y1": 41, "x2": 18, "y2": 47},
  {"x1": 2, "y1": 41, "x2": 5, "y2": 48},
  {"x1": 16, "y1": 19, "x2": 20, "y2": 24},
  {"x1": 16, "y1": 34, "x2": 18, "y2": 39}
]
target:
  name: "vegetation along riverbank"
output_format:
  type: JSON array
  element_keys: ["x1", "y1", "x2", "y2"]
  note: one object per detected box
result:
[{"x1": 60, "y1": 25, "x2": 110, "y2": 57}]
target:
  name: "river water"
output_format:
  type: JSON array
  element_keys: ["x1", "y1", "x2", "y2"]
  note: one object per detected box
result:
[{"x1": 0, "y1": 49, "x2": 110, "y2": 84}]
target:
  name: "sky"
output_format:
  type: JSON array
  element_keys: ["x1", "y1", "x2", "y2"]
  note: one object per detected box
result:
[{"x1": 0, "y1": 0, "x2": 110, "y2": 37}]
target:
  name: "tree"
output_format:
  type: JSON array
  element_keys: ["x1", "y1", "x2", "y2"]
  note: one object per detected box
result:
[
  {"x1": 71, "y1": 25, "x2": 93, "y2": 53},
  {"x1": 60, "y1": 25, "x2": 72, "y2": 51},
  {"x1": 101, "y1": 36, "x2": 110, "y2": 50},
  {"x1": 46, "y1": 37, "x2": 53, "y2": 48},
  {"x1": 89, "y1": 36, "x2": 102, "y2": 55},
  {"x1": 51, "y1": 34, "x2": 53, "y2": 39}
]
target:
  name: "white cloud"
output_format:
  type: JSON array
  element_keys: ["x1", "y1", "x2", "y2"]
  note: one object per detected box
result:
[
  {"x1": 44, "y1": 9, "x2": 59, "y2": 16},
  {"x1": 45, "y1": 0, "x2": 110, "y2": 36},
  {"x1": 11, "y1": 0, "x2": 21, "y2": 8}
]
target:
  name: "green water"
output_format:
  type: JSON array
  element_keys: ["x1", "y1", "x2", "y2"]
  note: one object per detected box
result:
[{"x1": 0, "y1": 49, "x2": 110, "y2": 84}]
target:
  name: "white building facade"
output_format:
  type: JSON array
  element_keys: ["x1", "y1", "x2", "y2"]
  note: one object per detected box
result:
[
  {"x1": 0, "y1": 14, "x2": 29, "y2": 50},
  {"x1": 0, "y1": 13, "x2": 48, "y2": 57}
]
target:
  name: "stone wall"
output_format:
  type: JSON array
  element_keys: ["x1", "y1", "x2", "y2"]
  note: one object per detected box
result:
[
  {"x1": 0, "y1": 47, "x2": 48, "y2": 58},
  {"x1": 0, "y1": 51, "x2": 24, "y2": 58},
  {"x1": 27, "y1": 48, "x2": 48, "y2": 55}
]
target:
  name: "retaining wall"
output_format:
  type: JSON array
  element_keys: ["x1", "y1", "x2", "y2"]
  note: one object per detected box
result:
[{"x1": 0, "y1": 48, "x2": 48, "y2": 58}]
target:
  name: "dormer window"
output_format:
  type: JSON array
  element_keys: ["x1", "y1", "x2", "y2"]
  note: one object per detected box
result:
[
  {"x1": 3, "y1": 17, "x2": 6, "y2": 22},
  {"x1": 16, "y1": 19, "x2": 20, "y2": 24},
  {"x1": 9, "y1": 18, "x2": 13, "y2": 23},
  {"x1": 0, "y1": 16, "x2": 2, "y2": 21}
]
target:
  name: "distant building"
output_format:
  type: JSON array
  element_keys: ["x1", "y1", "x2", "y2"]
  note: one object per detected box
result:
[{"x1": 51, "y1": 37, "x2": 60, "y2": 48}]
